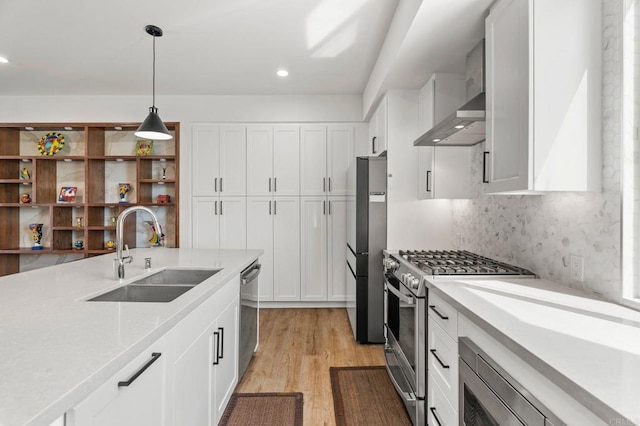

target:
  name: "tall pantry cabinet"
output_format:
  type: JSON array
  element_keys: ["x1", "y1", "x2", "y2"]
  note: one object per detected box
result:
[{"x1": 246, "y1": 125, "x2": 300, "y2": 302}]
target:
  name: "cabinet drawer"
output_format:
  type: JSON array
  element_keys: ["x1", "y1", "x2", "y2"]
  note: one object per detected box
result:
[
  {"x1": 428, "y1": 317, "x2": 458, "y2": 408},
  {"x1": 427, "y1": 375, "x2": 458, "y2": 426},
  {"x1": 428, "y1": 292, "x2": 457, "y2": 339}
]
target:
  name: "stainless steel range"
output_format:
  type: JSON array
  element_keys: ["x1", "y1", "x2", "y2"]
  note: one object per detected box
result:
[{"x1": 382, "y1": 250, "x2": 535, "y2": 425}]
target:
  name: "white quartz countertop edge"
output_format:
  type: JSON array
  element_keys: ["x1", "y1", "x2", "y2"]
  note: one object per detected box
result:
[
  {"x1": 0, "y1": 248, "x2": 262, "y2": 426},
  {"x1": 428, "y1": 278, "x2": 640, "y2": 425}
]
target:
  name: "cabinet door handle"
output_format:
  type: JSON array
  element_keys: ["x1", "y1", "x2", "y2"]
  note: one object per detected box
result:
[
  {"x1": 269, "y1": 200, "x2": 272, "y2": 215},
  {"x1": 213, "y1": 330, "x2": 220, "y2": 365},
  {"x1": 430, "y1": 349, "x2": 450, "y2": 369},
  {"x1": 426, "y1": 171, "x2": 432, "y2": 192},
  {"x1": 214, "y1": 177, "x2": 218, "y2": 193},
  {"x1": 328, "y1": 200, "x2": 331, "y2": 215},
  {"x1": 220, "y1": 200, "x2": 223, "y2": 215},
  {"x1": 483, "y1": 151, "x2": 490, "y2": 183},
  {"x1": 328, "y1": 177, "x2": 331, "y2": 192},
  {"x1": 429, "y1": 305, "x2": 449, "y2": 320},
  {"x1": 117, "y1": 352, "x2": 162, "y2": 387},
  {"x1": 323, "y1": 200, "x2": 326, "y2": 215},
  {"x1": 274, "y1": 200, "x2": 277, "y2": 215},
  {"x1": 429, "y1": 407, "x2": 443, "y2": 426},
  {"x1": 220, "y1": 178, "x2": 223, "y2": 192},
  {"x1": 372, "y1": 136, "x2": 377, "y2": 154},
  {"x1": 215, "y1": 201, "x2": 218, "y2": 215},
  {"x1": 274, "y1": 177, "x2": 277, "y2": 192},
  {"x1": 217, "y1": 327, "x2": 224, "y2": 360},
  {"x1": 269, "y1": 177, "x2": 271, "y2": 192},
  {"x1": 323, "y1": 177, "x2": 326, "y2": 192}
]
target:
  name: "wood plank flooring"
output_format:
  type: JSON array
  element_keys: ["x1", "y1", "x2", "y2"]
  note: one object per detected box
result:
[{"x1": 235, "y1": 308, "x2": 385, "y2": 425}]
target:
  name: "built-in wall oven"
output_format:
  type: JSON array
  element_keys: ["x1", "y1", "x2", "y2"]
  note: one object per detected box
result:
[{"x1": 459, "y1": 337, "x2": 562, "y2": 425}]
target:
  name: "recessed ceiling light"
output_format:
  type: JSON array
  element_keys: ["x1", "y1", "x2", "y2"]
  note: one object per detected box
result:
[
  {"x1": 432, "y1": 138, "x2": 441, "y2": 142},
  {"x1": 0, "y1": 57, "x2": 8, "y2": 64},
  {"x1": 276, "y1": 69, "x2": 289, "y2": 77},
  {"x1": 455, "y1": 125, "x2": 465, "y2": 129}
]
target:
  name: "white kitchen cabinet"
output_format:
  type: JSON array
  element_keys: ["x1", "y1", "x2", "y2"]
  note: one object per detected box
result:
[
  {"x1": 300, "y1": 196, "x2": 348, "y2": 302},
  {"x1": 417, "y1": 74, "x2": 473, "y2": 200},
  {"x1": 368, "y1": 97, "x2": 388, "y2": 156},
  {"x1": 68, "y1": 332, "x2": 174, "y2": 426},
  {"x1": 485, "y1": 0, "x2": 601, "y2": 193},
  {"x1": 192, "y1": 197, "x2": 246, "y2": 249},
  {"x1": 172, "y1": 274, "x2": 239, "y2": 426},
  {"x1": 192, "y1": 124, "x2": 246, "y2": 196},
  {"x1": 427, "y1": 375, "x2": 458, "y2": 426},
  {"x1": 247, "y1": 125, "x2": 300, "y2": 196},
  {"x1": 247, "y1": 197, "x2": 300, "y2": 301},
  {"x1": 300, "y1": 125, "x2": 355, "y2": 196}
]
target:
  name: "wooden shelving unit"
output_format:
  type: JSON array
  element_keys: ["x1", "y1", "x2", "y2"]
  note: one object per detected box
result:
[{"x1": 0, "y1": 122, "x2": 180, "y2": 276}]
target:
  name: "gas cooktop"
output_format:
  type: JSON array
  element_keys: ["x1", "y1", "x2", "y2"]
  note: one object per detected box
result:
[{"x1": 395, "y1": 250, "x2": 535, "y2": 277}]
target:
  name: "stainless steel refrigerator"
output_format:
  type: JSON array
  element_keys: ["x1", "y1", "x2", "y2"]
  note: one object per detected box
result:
[{"x1": 345, "y1": 156, "x2": 387, "y2": 343}]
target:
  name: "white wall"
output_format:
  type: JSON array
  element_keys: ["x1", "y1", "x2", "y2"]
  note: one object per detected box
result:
[
  {"x1": 386, "y1": 90, "x2": 453, "y2": 250},
  {"x1": 0, "y1": 94, "x2": 364, "y2": 248}
]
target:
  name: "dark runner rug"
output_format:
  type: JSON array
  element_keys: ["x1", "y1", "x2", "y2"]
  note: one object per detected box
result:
[
  {"x1": 219, "y1": 392, "x2": 303, "y2": 426},
  {"x1": 330, "y1": 366, "x2": 412, "y2": 426}
]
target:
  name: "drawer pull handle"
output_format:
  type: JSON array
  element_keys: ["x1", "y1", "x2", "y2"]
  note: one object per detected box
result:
[
  {"x1": 217, "y1": 327, "x2": 225, "y2": 360},
  {"x1": 430, "y1": 349, "x2": 450, "y2": 369},
  {"x1": 117, "y1": 352, "x2": 161, "y2": 387},
  {"x1": 429, "y1": 407, "x2": 443, "y2": 426},
  {"x1": 213, "y1": 330, "x2": 220, "y2": 365},
  {"x1": 429, "y1": 305, "x2": 449, "y2": 320}
]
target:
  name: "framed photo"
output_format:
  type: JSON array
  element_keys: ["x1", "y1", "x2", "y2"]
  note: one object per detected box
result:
[
  {"x1": 135, "y1": 140, "x2": 154, "y2": 156},
  {"x1": 58, "y1": 186, "x2": 77, "y2": 203}
]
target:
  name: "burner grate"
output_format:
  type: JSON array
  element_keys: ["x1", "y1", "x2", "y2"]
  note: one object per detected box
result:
[{"x1": 398, "y1": 250, "x2": 534, "y2": 276}]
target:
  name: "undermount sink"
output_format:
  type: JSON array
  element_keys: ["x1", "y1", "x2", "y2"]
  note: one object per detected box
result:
[
  {"x1": 88, "y1": 284, "x2": 195, "y2": 303},
  {"x1": 130, "y1": 268, "x2": 221, "y2": 285},
  {"x1": 88, "y1": 268, "x2": 221, "y2": 303}
]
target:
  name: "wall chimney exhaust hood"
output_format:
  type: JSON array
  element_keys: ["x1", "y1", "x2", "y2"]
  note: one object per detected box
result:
[{"x1": 414, "y1": 39, "x2": 486, "y2": 147}]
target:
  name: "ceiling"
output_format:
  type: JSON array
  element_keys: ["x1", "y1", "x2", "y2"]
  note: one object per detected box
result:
[{"x1": 0, "y1": 0, "x2": 492, "y2": 98}]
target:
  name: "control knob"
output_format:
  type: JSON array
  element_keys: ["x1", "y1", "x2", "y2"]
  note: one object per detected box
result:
[{"x1": 410, "y1": 277, "x2": 420, "y2": 290}]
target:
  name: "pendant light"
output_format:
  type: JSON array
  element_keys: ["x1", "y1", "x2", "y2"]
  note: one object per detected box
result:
[{"x1": 135, "y1": 25, "x2": 172, "y2": 141}]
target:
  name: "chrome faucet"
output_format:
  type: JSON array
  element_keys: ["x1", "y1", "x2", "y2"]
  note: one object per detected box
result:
[{"x1": 115, "y1": 206, "x2": 163, "y2": 280}]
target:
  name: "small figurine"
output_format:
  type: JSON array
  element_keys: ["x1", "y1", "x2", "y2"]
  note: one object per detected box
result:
[
  {"x1": 118, "y1": 183, "x2": 131, "y2": 203},
  {"x1": 105, "y1": 240, "x2": 116, "y2": 250},
  {"x1": 29, "y1": 223, "x2": 43, "y2": 250},
  {"x1": 74, "y1": 240, "x2": 84, "y2": 250},
  {"x1": 161, "y1": 165, "x2": 167, "y2": 180},
  {"x1": 20, "y1": 168, "x2": 31, "y2": 180},
  {"x1": 20, "y1": 193, "x2": 31, "y2": 204},
  {"x1": 157, "y1": 194, "x2": 171, "y2": 204},
  {"x1": 76, "y1": 217, "x2": 83, "y2": 227},
  {"x1": 111, "y1": 216, "x2": 117, "y2": 226}
]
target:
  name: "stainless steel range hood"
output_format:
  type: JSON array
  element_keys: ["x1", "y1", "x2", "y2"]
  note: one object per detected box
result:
[{"x1": 414, "y1": 39, "x2": 486, "y2": 147}]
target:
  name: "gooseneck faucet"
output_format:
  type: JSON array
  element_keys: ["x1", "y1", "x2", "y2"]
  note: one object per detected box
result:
[{"x1": 115, "y1": 206, "x2": 163, "y2": 280}]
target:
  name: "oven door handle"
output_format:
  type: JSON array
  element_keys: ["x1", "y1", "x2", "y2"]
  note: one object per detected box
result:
[
  {"x1": 384, "y1": 359, "x2": 417, "y2": 405},
  {"x1": 385, "y1": 281, "x2": 415, "y2": 305}
]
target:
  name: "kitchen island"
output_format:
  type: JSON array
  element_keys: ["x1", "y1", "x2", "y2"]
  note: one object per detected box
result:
[{"x1": 0, "y1": 248, "x2": 262, "y2": 426}]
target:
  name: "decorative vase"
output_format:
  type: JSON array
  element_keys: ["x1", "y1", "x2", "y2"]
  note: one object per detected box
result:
[
  {"x1": 20, "y1": 193, "x2": 31, "y2": 204},
  {"x1": 29, "y1": 223, "x2": 43, "y2": 250},
  {"x1": 105, "y1": 240, "x2": 116, "y2": 250},
  {"x1": 74, "y1": 240, "x2": 84, "y2": 250},
  {"x1": 118, "y1": 183, "x2": 131, "y2": 204}
]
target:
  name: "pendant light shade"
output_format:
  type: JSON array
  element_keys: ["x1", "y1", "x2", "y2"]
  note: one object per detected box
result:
[{"x1": 135, "y1": 25, "x2": 172, "y2": 141}]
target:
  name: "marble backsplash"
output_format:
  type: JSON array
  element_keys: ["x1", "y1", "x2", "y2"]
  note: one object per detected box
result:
[{"x1": 451, "y1": 0, "x2": 622, "y2": 301}]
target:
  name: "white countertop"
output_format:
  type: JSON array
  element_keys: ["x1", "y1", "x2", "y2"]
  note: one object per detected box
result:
[
  {"x1": 0, "y1": 248, "x2": 262, "y2": 426},
  {"x1": 430, "y1": 278, "x2": 640, "y2": 425}
]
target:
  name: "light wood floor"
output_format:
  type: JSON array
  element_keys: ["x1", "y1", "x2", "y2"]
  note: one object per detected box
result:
[{"x1": 235, "y1": 308, "x2": 385, "y2": 425}]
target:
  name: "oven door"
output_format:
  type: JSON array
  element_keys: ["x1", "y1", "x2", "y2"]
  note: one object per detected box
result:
[{"x1": 384, "y1": 271, "x2": 425, "y2": 425}]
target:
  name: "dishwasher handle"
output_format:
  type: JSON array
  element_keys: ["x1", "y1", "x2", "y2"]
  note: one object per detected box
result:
[{"x1": 241, "y1": 262, "x2": 262, "y2": 285}]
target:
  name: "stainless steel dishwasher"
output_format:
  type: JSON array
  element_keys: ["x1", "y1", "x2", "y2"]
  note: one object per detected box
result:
[{"x1": 239, "y1": 260, "x2": 261, "y2": 379}]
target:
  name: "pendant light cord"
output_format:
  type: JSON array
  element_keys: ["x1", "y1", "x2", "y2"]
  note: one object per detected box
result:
[{"x1": 152, "y1": 33, "x2": 156, "y2": 108}]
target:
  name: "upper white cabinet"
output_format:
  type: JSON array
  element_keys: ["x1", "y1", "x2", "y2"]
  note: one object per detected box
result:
[
  {"x1": 368, "y1": 97, "x2": 388, "y2": 156},
  {"x1": 300, "y1": 125, "x2": 355, "y2": 196},
  {"x1": 485, "y1": 0, "x2": 601, "y2": 193},
  {"x1": 247, "y1": 125, "x2": 300, "y2": 196},
  {"x1": 192, "y1": 125, "x2": 247, "y2": 196},
  {"x1": 417, "y1": 74, "x2": 473, "y2": 200}
]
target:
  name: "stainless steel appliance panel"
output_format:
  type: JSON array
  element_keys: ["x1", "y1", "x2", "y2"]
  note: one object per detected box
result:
[{"x1": 239, "y1": 261, "x2": 261, "y2": 379}]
